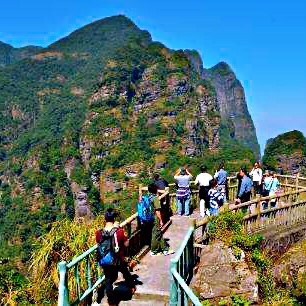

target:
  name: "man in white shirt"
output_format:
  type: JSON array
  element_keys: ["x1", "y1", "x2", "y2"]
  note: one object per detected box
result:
[
  {"x1": 194, "y1": 166, "x2": 213, "y2": 217},
  {"x1": 250, "y1": 162, "x2": 263, "y2": 196}
]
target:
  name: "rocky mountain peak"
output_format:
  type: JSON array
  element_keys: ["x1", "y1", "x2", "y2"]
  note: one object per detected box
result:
[
  {"x1": 48, "y1": 15, "x2": 152, "y2": 54},
  {"x1": 202, "y1": 61, "x2": 260, "y2": 158}
]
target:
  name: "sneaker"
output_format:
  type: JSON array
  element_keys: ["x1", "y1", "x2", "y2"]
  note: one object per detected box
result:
[
  {"x1": 163, "y1": 248, "x2": 175, "y2": 256},
  {"x1": 150, "y1": 251, "x2": 162, "y2": 256}
]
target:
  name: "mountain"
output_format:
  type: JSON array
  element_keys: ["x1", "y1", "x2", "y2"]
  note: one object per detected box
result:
[
  {"x1": 262, "y1": 130, "x2": 306, "y2": 174},
  {"x1": 0, "y1": 15, "x2": 259, "y2": 303},
  {"x1": 0, "y1": 41, "x2": 42, "y2": 67},
  {"x1": 202, "y1": 62, "x2": 260, "y2": 158}
]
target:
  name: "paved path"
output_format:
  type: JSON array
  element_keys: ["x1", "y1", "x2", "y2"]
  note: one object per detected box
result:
[{"x1": 99, "y1": 211, "x2": 202, "y2": 305}]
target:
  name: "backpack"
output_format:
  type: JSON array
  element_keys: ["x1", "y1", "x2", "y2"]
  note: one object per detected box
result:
[
  {"x1": 97, "y1": 227, "x2": 119, "y2": 267},
  {"x1": 137, "y1": 194, "x2": 155, "y2": 223}
]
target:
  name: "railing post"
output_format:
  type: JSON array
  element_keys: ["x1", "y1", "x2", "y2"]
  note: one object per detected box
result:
[
  {"x1": 169, "y1": 259, "x2": 178, "y2": 306},
  {"x1": 139, "y1": 184, "x2": 143, "y2": 201},
  {"x1": 296, "y1": 173, "x2": 300, "y2": 192},
  {"x1": 58, "y1": 261, "x2": 69, "y2": 306},
  {"x1": 189, "y1": 219, "x2": 196, "y2": 268}
]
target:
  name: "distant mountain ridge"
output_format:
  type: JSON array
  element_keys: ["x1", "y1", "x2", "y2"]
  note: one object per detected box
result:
[{"x1": 0, "y1": 41, "x2": 42, "y2": 67}]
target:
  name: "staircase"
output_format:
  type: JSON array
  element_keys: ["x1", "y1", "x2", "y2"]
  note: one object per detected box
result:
[{"x1": 97, "y1": 212, "x2": 201, "y2": 306}]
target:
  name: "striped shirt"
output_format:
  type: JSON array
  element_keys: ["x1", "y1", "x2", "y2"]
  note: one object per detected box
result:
[{"x1": 208, "y1": 188, "x2": 224, "y2": 209}]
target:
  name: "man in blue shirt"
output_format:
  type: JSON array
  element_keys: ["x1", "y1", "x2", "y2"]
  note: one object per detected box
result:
[{"x1": 235, "y1": 167, "x2": 253, "y2": 203}]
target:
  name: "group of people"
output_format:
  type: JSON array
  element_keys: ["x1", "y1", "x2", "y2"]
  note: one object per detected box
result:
[
  {"x1": 95, "y1": 162, "x2": 281, "y2": 305},
  {"x1": 174, "y1": 162, "x2": 228, "y2": 217},
  {"x1": 248, "y1": 162, "x2": 280, "y2": 198}
]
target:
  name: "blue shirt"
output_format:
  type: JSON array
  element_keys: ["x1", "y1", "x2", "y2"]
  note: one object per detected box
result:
[
  {"x1": 238, "y1": 176, "x2": 253, "y2": 198},
  {"x1": 214, "y1": 169, "x2": 228, "y2": 185}
]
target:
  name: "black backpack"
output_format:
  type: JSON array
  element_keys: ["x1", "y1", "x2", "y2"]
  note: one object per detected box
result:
[{"x1": 97, "y1": 227, "x2": 119, "y2": 266}]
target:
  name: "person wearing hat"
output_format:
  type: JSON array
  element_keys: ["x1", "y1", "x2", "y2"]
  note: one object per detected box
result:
[
  {"x1": 235, "y1": 167, "x2": 253, "y2": 204},
  {"x1": 174, "y1": 167, "x2": 193, "y2": 216}
]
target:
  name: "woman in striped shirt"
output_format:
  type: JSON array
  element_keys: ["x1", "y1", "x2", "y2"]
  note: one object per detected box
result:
[{"x1": 208, "y1": 179, "x2": 225, "y2": 216}]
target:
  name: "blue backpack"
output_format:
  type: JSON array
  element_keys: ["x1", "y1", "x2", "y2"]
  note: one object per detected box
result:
[
  {"x1": 137, "y1": 194, "x2": 155, "y2": 223},
  {"x1": 97, "y1": 227, "x2": 119, "y2": 266}
]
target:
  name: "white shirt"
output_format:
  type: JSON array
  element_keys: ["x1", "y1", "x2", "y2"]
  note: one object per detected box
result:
[
  {"x1": 195, "y1": 172, "x2": 213, "y2": 187},
  {"x1": 250, "y1": 168, "x2": 263, "y2": 182}
]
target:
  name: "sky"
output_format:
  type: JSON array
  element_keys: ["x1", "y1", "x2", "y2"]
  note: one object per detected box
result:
[{"x1": 1, "y1": 0, "x2": 306, "y2": 155}]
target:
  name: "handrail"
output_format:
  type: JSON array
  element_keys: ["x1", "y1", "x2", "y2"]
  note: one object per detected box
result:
[
  {"x1": 59, "y1": 174, "x2": 306, "y2": 306},
  {"x1": 58, "y1": 213, "x2": 139, "y2": 306},
  {"x1": 170, "y1": 225, "x2": 201, "y2": 305},
  {"x1": 170, "y1": 268, "x2": 202, "y2": 306},
  {"x1": 170, "y1": 174, "x2": 306, "y2": 305}
]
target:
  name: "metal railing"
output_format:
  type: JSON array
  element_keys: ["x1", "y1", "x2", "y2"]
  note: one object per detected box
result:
[
  {"x1": 57, "y1": 213, "x2": 141, "y2": 306},
  {"x1": 169, "y1": 223, "x2": 202, "y2": 306},
  {"x1": 58, "y1": 174, "x2": 306, "y2": 305},
  {"x1": 58, "y1": 188, "x2": 171, "y2": 306},
  {"x1": 169, "y1": 174, "x2": 306, "y2": 306}
]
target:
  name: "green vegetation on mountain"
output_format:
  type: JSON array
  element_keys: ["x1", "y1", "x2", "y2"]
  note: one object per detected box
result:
[
  {"x1": 263, "y1": 130, "x2": 306, "y2": 174},
  {"x1": 0, "y1": 15, "x2": 259, "y2": 304}
]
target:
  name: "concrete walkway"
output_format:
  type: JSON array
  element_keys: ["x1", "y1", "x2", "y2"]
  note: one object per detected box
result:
[{"x1": 99, "y1": 211, "x2": 202, "y2": 305}]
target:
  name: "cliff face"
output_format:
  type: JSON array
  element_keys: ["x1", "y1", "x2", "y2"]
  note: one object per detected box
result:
[
  {"x1": 263, "y1": 130, "x2": 306, "y2": 175},
  {"x1": 202, "y1": 62, "x2": 260, "y2": 158},
  {"x1": 0, "y1": 15, "x2": 259, "y2": 280}
]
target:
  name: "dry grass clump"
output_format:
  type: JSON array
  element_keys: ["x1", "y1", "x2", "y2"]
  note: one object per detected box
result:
[{"x1": 29, "y1": 215, "x2": 105, "y2": 304}]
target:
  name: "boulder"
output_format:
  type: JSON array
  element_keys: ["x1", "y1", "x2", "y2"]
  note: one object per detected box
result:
[{"x1": 190, "y1": 242, "x2": 258, "y2": 304}]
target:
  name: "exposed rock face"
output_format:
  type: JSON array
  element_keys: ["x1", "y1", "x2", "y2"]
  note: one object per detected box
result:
[
  {"x1": 263, "y1": 130, "x2": 306, "y2": 175},
  {"x1": 185, "y1": 85, "x2": 220, "y2": 155},
  {"x1": 71, "y1": 182, "x2": 92, "y2": 221},
  {"x1": 274, "y1": 241, "x2": 306, "y2": 299},
  {"x1": 202, "y1": 62, "x2": 260, "y2": 158},
  {"x1": 190, "y1": 242, "x2": 258, "y2": 304}
]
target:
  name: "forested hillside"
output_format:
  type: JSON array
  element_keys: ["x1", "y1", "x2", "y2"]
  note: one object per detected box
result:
[
  {"x1": 263, "y1": 130, "x2": 306, "y2": 174},
  {"x1": 0, "y1": 15, "x2": 259, "y2": 303}
]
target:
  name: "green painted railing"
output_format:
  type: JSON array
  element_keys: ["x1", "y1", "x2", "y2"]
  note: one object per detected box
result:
[
  {"x1": 169, "y1": 174, "x2": 306, "y2": 306},
  {"x1": 58, "y1": 174, "x2": 306, "y2": 305},
  {"x1": 58, "y1": 213, "x2": 141, "y2": 306},
  {"x1": 169, "y1": 223, "x2": 202, "y2": 306}
]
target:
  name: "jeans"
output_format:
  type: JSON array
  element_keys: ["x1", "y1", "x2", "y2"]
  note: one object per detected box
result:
[
  {"x1": 209, "y1": 207, "x2": 219, "y2": 216},
  {"x1": 176, "y1": 195, "x2": 191, "y2": 216}
]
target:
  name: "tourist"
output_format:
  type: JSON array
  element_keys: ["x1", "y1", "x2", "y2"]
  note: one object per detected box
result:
[
  {"x1": 268, "y1": 171, "x2": 280, "y2": 207},
  {"x1": 194, "y1": 166, "x2": 213, "y2": 217},
  {"x1": 214, "y1": 161, "x2": 228, "y2": 202},
  {"x1": 250, "y1": 162, "x2": 263, "y2": 196},
  {"x1": 96, "y1": 208, "x2": 136, "y2": 306},
  {"x1": 174, "y1": 167, "x2": 193, "y2": 216},
  {"x1": 208, "y1": 179, "x2": 225, "y2": 216},
  {"x1": 145, "y1": 184, "x2": 174, "y2": 256},
  {"x1": 153, "y1": 173, "x2": 171, "y2": 223},
  {"x1": 236, "y1": 171, "x2": 243, "y2": 199},
  {"x1": 235, "y1": 167, "x2": 253, "y2": 203},
  {"x1": 261, "y1": 170, "x2": 272, "y2": 197}
]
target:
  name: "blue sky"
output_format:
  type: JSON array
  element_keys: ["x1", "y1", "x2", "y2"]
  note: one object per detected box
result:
[{"x1": 1, "y1": 0, "x2": 306, "y2": 155}]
